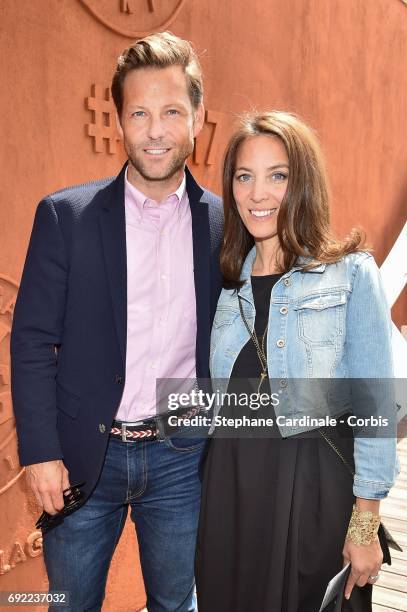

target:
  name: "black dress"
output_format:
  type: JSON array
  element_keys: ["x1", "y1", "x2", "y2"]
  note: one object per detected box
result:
[{"x1": 195, "y1": 274, "x2": 372, "y2": 612}]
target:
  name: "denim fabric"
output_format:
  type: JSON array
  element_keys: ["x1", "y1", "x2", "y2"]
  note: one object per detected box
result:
[
  {"x1": 210, "y1": 248, "x2": 399, "y2": 499},
  {"x1": 43, "y1": 428, "x2": 205, "y2": 611}
]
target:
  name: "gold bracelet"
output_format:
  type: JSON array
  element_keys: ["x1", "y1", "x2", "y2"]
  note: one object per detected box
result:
[{"x1": 346, "y1": 504, "x2": 381, "y2": 546}]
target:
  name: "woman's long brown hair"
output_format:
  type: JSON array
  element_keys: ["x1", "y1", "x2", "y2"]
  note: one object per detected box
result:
[{"x1": 221, "y1": 111, "x2": 366, "y2": 289}]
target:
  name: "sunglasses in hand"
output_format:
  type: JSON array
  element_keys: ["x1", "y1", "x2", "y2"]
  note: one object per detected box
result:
[{"x1": 36, "y1": 482, "x2": 86, "y2": 534}]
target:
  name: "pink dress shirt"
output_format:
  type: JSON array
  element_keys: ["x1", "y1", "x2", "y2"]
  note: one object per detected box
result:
[{"x1": 114, "y1": 169, "x2": 197, "y2": 422}]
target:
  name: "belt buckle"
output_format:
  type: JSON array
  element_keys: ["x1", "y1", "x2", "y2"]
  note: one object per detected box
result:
[
  {"x1": 121, "y1": 422, "x2": 129, "y2": 442},
  {"x1": 120, "y1": 419, "x2": 149, "y2": 442}
]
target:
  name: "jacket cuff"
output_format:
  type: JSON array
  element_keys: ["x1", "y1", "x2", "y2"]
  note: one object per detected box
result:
[
  {"x1": 17, "y1": 437, "x2": 63, "y2": 467},
  {"x1": 353, "y1": 478, "x2": 393, "y2": 500}
]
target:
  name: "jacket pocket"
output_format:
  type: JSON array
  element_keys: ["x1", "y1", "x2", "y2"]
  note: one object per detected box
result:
[
  {"x1": 210, "y1": 309, "x2": 241, "y2": 378},
  {"x1": 56, "y1": 379, "x2": 81, "y2": 419},
  {"x1": 212, "y1": 308, "x2": 240, "y2": 329},
  {"x1": 294, "y1": 291, "x2": 347, "y2": 346}
]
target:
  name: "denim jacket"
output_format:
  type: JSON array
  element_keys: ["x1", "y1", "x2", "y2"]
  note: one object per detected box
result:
[{"x1": 210, "y1": 248, "x2": 399, "y2": 499}]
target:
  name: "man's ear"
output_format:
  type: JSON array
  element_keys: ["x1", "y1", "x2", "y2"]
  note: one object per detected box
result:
[
  {"x1": 192, "y1": 102, "x2": 205, "y2": 139},
  {"x1": 116, "y1": 113, "x2": 124, "y2": 140}
]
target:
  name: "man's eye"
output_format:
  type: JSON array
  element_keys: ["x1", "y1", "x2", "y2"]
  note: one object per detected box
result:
[
  {"x1": 167, "y1": 109, "x2": 179, "y2": 115},
  {"x1": 236, "y1": 174, "x2": 251, "y2": 183},
  {"x1": 132, "y1": 111, "x2": 146, "y2": 117}
]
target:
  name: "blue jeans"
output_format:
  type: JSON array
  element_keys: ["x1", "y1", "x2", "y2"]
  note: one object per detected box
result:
[{"x1": 43, "y1": 425, "x2": 206, "y2": 611}]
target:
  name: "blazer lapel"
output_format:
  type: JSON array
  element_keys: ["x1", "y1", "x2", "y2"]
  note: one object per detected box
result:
[
  {"x1": 186, "y1": 167, "x2": 211, "y2": 379},
  {"x1": 99, "y1": 164, "x2": 127, "y2": 365}
]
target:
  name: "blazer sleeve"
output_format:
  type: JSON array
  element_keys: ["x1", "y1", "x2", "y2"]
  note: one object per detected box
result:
[{"x1": 11, "y1": 196, "x2": 68, "y2": 466}]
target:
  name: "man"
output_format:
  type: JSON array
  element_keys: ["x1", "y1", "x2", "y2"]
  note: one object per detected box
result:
[{"x1": 11, "y1": 32, "x2": 223, "y2": 611}]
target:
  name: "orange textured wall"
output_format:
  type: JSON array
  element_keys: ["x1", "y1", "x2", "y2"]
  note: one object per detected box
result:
[{"x1": 1, "y1": 1, "x2": 406, "y2": 610}]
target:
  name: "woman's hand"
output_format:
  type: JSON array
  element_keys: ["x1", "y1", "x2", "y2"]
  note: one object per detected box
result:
[
  {"x1": 343, "y1": 497, "x2": 382, "y2": 599},
  {"x1": 343, "y1": 534, "x2": 383, "y2": 599}
]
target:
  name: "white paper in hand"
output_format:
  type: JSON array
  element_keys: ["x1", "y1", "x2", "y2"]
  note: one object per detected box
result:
[{"x1": 319, "y1": 563, "x2": 351, "y2": 611}]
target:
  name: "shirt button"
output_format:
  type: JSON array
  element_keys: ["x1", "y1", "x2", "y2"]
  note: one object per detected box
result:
[
  {"x1": 115, "y1": 374, "x2": 123, "y2": 384},
  {"x1": 280, "y1": 378, "x2": 288, "y2": 388},
  {"x1": 280, "y1": 306, "x2": 288, "y2": 315},
  {"x1": 277, "y1": 339, "x2": 285, "y2": 348},
  {"x1": 283, "y1": 278, "x2": 290, "y2": 287},
  {"x1": 99, "y1": 423, "x2": 106, "y2": 434}
]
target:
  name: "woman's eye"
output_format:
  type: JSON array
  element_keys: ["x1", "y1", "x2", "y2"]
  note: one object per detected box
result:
[
  {"x1": 272, "y1": 172, "x2": 288, "y2": 181},
  {"x1": 236, "y1": 174, "x2": 251, "y2": 183}
]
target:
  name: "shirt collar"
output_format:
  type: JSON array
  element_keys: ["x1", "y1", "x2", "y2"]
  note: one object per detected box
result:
[{"x1": 124, "y1": 166, "x2": 187, "y2": 221}]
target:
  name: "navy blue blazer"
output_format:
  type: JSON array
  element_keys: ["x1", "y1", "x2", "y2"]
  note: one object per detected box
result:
[{"x1": 11, "y1": 163, "x2": 223, "y2": 501}]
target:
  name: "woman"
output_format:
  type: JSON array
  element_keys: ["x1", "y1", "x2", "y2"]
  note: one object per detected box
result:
[{"x1": 195, "y1": 111, "x2": 399, "y2": 612}]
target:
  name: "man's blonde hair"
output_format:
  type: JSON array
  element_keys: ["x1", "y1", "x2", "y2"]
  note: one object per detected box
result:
[{"x1": 111, "y1": 31, "x2": 203, "y2": 116}]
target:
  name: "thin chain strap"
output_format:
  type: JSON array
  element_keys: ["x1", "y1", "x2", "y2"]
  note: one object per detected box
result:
[
  {"x1": 318, "y1": 428, "x2": 355, "y2": 477},
  {"x1": 238, "y1": 295, "x2": 269, "y2": 393},
  {"x1": 238, "y1": 296, "x2": 268, "y2": 369}
]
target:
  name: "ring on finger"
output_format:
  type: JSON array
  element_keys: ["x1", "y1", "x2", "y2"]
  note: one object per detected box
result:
[{"x1": 368, "y1": 573, "x2": 380, "y2": 582}]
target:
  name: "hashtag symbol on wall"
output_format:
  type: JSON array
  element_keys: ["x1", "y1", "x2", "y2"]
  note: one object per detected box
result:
[{"x1": 86, "y1": 84, "x2": 121, "y2": 154}]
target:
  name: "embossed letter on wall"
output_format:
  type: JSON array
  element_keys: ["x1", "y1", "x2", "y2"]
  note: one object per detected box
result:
[
  {"x1": 79, "y1": 0, "x2": 188, "y2": 38},
  {"x1": 0, "y1": 275, "x2": 24, "y2": 500},
  {"x1": 121, "y1": 0, "x2": 155, "y2": 13},
  {"x1": 0, "y1": 531, "x2": 42, "y2": 575}
]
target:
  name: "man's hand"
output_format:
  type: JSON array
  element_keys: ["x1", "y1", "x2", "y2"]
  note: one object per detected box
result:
[{"x1": 25, "y1": 460, "x2": 70, "y2": 515}]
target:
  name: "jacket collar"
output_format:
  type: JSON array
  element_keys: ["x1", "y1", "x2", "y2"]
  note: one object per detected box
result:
[
  {"x1": 239, "y1": 246, "x2": 327, "y2": 286},
  {"x1": 185, "y1": 165, "x2": 205, "y2": 207}
]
